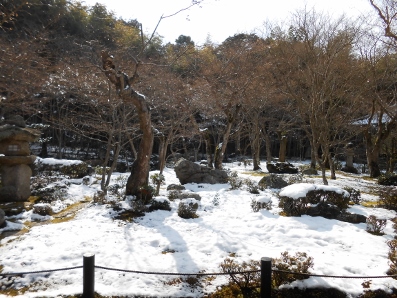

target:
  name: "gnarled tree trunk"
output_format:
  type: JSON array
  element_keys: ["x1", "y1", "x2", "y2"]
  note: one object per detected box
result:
[{"x1": 101, "y1": 51, "x2": 153, "y2": 196}]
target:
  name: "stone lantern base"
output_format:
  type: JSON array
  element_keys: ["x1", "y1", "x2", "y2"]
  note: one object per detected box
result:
[{"x1": 0, "y1": 156, "x2": 35, "y2": 202}]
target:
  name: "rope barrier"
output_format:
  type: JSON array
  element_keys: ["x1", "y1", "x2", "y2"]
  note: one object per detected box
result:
[
  {"x1": 0, "y1": 266, "x2": 83, "y2": 277},
  {"x1": 1, "y1": 265, "x2": 397, "y2": 280},
  {"x1": 95, "y1": 265, "x2": 260, "y2": 276},
  {"x1": 272, "y1": 269, "x2": 397, "y2": 279}
]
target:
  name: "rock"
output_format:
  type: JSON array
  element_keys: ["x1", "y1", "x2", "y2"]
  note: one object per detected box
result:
[
  {"x1": 305, "y1": 203, "x2": 366, "y2": 223},
  {"x1": 174, "y1": 158, "x2": 228, "y2": 185},
  {"x1": 267, "y1": 162, "x2": 298, "y2": 174},
  {"x1": 306, "y1": 202, "x2": 341, "y2": 219},
  {"x1": 168, "y1": 190, "x2": 201, "y2": 201},
  {"x1": 0, "y1": 202, "x2": 26, "y2": 216},
  {"x1": 32, "y1": 203, "x2": 53, "y2": 216},
  {"x1": 337, "y1": 212, "x2": 367, "y2": 224},
  {"x1": 167, "y1": 184, "x2": 186, "y2": 191},
  {"x1": 340, "y1": 166, "x2": 359, "y2": 174},
  {"x1": 302, "y1": 168, "x2": 319, "y2": 175},
  {"x1": 0, "y1": 208, "x2": 6, "y2": 228},
  {"x1": 176, "y1": 192, "x2": 201, "y2": 201},
  {"x1": 258, "y1": 174, "x2": 288, "y2": 189}
]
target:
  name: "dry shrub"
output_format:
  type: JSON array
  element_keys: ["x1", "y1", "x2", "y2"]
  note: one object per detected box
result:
[{"x1": 272, "y1": 251, "x2": 314, "y2": 288}]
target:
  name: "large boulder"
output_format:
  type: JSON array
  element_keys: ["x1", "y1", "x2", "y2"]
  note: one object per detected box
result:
[
  {"x1": 267, "y1": 162, "x2": 298, "y2": 174},
  {"x1": 258, "y1": 174, "x2": 288, "y2": 189},
  {"x1": 174, "y1": 158, "x2": 228, "y2": 185}
]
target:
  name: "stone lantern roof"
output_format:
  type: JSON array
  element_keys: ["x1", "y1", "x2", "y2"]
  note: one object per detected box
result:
[
  {"x1": 0, "y1": 115, "x2": 40, "y2": 159},
  {"x1": 0, "y1": 124, "x2": 41, "y2": 143}
]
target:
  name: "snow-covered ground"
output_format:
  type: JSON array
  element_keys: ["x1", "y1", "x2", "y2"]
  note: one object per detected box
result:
[{"x1": 1, "y1": 159, "x2": 397, "y2": 297}]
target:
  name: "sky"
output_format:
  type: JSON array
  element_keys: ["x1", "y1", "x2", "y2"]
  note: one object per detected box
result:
[
  {"x1": 80, "y1": 0, "x2": 375, "y2": 45},
  {"x1": 1, "y1": 158, "x2": 397, "y2": 297}
]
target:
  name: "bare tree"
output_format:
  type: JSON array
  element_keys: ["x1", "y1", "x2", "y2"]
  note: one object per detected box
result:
[
  {"x1": 101, "y1": 52, "x2": 154, "y2": 197},
  {"x1": 369, "y1": 0, "x2": 397, "y2": 41},
  {"x1": 274, "y1": 9, "x2": 362, "y2": 184}
]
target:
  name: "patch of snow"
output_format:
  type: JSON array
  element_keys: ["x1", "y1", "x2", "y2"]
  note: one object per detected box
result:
[
  {"x1": 0, "y1": 159, "x2": 395, "y2": 297},
  {"x1": 279, "y1": 183, "x2": 348, "y2": 199}
]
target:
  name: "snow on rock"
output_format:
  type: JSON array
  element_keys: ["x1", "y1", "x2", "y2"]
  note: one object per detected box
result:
[
  {"x1": 279, "y1": 183, "x2": 349, "y2": 200},
  {"x1": 35, "y1": 157, "x2": 83, "y2": 166}
]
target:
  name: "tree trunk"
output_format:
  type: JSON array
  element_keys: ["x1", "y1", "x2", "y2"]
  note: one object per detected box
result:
[
  {"x1": 125, "y1": 90, "x2": 154, "y2": 196},
  {"x1": 204, "y1": 131, "x2": 214, "y2": 168},
  {"x1": 235, "y1": 129, "x2": 241, "y2": 157},
  {"x1": 252, "y1": 139, "x2": 261, "y2": 171},
  {"x1": 158, "y1": 133, "x2": 172, "y2": 173},
  {"x1": 366, "y1": 144, "x2": 381, "y2": 178},
  {"x1": 101, "y1": 134, "x2": 113, "y2": 193},
  {"x1": 40, "y1": 142, "x2": 48, "y2": 158},
  {"x1": 193, "y1": 137, "x2": 201, "y2": 162},
  {"x1": 102, "y1": 141, "x2": 122, "y2": 194},
  {"x1": 101, "y1": 51, "x2": 154, "y2": 197},
  {"x1": 328, "y1": 152, "x2": 336, "y2": 180},
  {"x1": 214, "y1": 104, "x2": 241, "y2": 170},
  {"x1": 313, "y1": 138, "x2": 328, "y2": 185},
  {"x1": 278, "y1": 133, "x2": 287, "y2": 163},
  {"x1": 309, "y1": 140, "x2": 316, "y2": 169},
  {"x1": 263, "y1": 130, "x2": 272, "y2": 164},
  {"x1": 251, "y1": 122, "x2": 261, "y2": 170}
]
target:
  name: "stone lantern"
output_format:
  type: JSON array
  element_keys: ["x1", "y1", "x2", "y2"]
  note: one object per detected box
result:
[{"x1": 0, "y1": 116, "x2": 40, "y2": 202}]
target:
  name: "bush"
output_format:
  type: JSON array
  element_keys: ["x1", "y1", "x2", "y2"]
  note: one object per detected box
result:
[
  {"x1": 93, "y1": 190, "x2": 106, "y2": 204},
  {"x1": 387, "y1": 240, "x2": 397, "y2": 279},
  {"x1": 94, "y1": 165, "x2": 111, "y2": 176},
  {"x1": 306, "y1": 189, "x2": 350, "y2": 211},
  {"x1": 178, "y1": 200, "x2": 199, "y2": 219},
  {"x1": 128, "y1": 196, "x2": 149, "y2": 216},
  {"x1": 218, "y1": 258, "x2": 261, "y2": 297},
  {"x1": 244, "y1": 178, "x2": 260, "y2": 194},
  {"x1": 136, "y1": 185, "x2": 155, "y2": 205},
  {"x1": 378, "y1": 173, "x2": 397, "y2": 186},
  {"x1": 108, "y1": 175, "x2": 128, "y2": 198},
  {"x1": 167, "y1": 190, "x2": 179, "y2": 201},
  {"x1": 272, "y1": 251, "x2": 314, "y2": 288},
  {"x1": 150, "y1": 173, "x2": 165, "y2": 185},
  {"x1": 366, "y1": 215, "x2": 386, "y2": 235},
  {"x1": 212, "y1": 192, "x2": 220, "y2": 206},
  {"x1": 343, "y1": 187, "x2": 361, "y2": 204},
  {"x1": 149, "y1": 197, "x2": 171, "y2": 212},
  {"x1": 228, "y1": 171, "x2": 243, "y2": 190},
  {"x1": 280, "y1": 187, "x2": 350, "y2": 217},
  {"x1": 278, "y1": 196, "x2": 309, "y2": 217},
  {"x1": 251, "y1": 196, "x2": 272, "y2": 212},
  {"x1": 379, "y1": 187, "x2": 397, "y2": 211},
  {"x1": 32, "y1": 184, "x2": 69, "y2": 202},
  {"x1": 60, "y1": 162, "x2": 88, "y2": 178}
]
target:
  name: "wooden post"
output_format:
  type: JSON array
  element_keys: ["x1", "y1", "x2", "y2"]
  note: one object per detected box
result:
[
  {"x1": 261, "y1": 257, "x2": 272, "y2": 298},
  {"x1": 83, "y1": 254, "x2": 95, "y2": 298}
]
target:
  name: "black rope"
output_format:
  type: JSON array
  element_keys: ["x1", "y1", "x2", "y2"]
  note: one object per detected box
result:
[
  {"x1": 272, "y1": 269, "x2": 397, "y2": 279},
  {"x1": 95, "y1": 265, "x2": 260, "y2": 276},
  {"x1": 0, "y1": 266, "x2": 83, "y2": 277},
  {"x1": 2, "y1": 265, "x2": 397, "y2": 280}
]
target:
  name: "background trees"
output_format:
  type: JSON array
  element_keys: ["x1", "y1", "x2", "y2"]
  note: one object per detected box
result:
[
  {"x1": 271, "y1": 10, "x2": 362, "y2": 184},
  {"x1": 3, "y1": 0, "x2": 397, "y2": 189}
]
